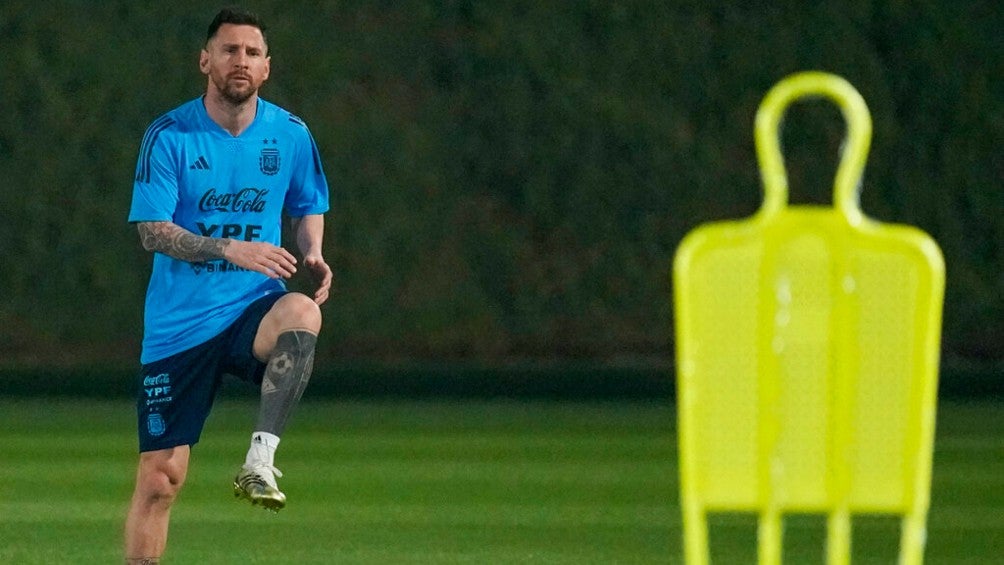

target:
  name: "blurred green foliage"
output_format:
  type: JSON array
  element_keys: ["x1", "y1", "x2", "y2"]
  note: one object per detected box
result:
[{"x1": 0, "y1": 1, "x2": 1000, "y2": 367}]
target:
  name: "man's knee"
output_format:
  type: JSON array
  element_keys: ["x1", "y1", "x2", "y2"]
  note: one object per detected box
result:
[
  {"x1": 255, "y1": 293, "x2": 321, "y2": 361},
  {"x1": 137, "y1": 468, "x2": 185, "y2": 506},
  {"x1": 136, "y1": 450, "x2": 188, "y2": 506},
  {"x1": 275, "y1": 293, "x2": 322, "y2": 332}
]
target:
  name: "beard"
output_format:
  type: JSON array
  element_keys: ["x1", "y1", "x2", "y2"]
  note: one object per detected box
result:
[{"x1": 214, "y1": 75, "x2": 258, "y2": 105}]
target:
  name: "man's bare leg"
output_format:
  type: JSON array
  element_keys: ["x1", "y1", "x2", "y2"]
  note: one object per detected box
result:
[{"x1": 124, "y1": 446, "x2": 190, "y2": 563}]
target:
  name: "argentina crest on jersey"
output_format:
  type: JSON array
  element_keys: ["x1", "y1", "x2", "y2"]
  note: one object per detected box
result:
[{"x1": 260, "y1": 138, "x2": 280, "y2": 175}]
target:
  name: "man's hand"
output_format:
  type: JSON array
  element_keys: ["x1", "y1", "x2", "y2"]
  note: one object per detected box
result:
[
  {"x1": 224, "y1": 239, "x2": 298, "y2": 279},
  {"x1": 302, "y1": 254, "x2": 333, "y2": 305},
  {"x1": 289, "y1": 215, "x2": 332, "y2": 305}
]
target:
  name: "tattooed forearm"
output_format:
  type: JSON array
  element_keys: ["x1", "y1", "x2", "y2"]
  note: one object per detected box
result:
[{"x1": 137, "y1": 221, "x2": 230, "y2": 263}]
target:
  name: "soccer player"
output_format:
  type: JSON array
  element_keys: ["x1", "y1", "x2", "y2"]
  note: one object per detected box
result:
[{"x1": 124, "y1": 8, "x2": 332, "y2": 563}]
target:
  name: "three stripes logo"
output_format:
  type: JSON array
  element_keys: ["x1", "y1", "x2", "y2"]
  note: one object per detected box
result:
[
  {"x1": 136, "y1": 116, "x2": 176, "y2": 183},
  {"x1": 190, "y1": 155, "x2": 211, "y2": 170}
]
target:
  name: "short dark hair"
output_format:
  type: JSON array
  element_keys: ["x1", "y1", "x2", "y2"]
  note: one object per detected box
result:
[{"x1": 206, "y1": 7, "x2": 267, "y2": 45}]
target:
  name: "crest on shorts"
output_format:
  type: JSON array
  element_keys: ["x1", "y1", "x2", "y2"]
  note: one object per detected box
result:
[
  {"x1": 260, "y1": 147, "x2": 280, "y2": 175},
  {"x1": 147, "y1": 413, "x2": 166, "y2": 437}
]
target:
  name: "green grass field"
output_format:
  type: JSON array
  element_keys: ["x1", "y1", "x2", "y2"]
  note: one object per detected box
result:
[{"x1": 0, "y1": 397, "x2": 1001, "y2": 563}]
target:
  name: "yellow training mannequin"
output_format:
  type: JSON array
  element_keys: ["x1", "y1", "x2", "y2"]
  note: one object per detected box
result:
[{"x1": 673, "y1": 71, "x2": 945, "y2": 564}]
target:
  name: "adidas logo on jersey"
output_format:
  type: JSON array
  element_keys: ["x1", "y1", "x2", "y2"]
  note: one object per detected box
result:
[{"x1": 190, "y1": 155, "x2": 211, "y2": 170}]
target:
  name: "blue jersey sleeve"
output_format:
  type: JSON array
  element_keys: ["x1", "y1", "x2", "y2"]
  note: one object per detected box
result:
[
  {"x1": 129, "y1": 116, "x2": 180, "y2": 223},
  {"x1": 284, "y1": 118, "x2": 330, "y2": 217}
]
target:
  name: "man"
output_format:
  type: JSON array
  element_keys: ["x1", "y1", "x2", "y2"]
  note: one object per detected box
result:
[{"x1": 124, "y1": 8, "x2": 331, "y2": 563}]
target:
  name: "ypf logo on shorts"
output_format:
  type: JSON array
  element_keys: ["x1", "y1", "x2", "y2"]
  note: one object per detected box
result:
[{"x1": 144, "y1": 373, "x2": 173, "y2": 405}]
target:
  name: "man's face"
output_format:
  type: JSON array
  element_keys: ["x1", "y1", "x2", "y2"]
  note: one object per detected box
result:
[{"x1": 200, "y1": 23, "x2": 270, "y2": 105}]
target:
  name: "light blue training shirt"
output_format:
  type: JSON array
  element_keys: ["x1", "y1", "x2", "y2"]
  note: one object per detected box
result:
[{"x1": 129, "y1": 97, "x2": 329, "y2": 364}]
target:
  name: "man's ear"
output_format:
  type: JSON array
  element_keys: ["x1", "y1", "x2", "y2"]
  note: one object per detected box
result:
[
  {"x1": 199, "y1": 49, "x2": 210, "y2": 75},
  {"x1": 262, "y1": 56, "x2": 271, "y2": 82}
]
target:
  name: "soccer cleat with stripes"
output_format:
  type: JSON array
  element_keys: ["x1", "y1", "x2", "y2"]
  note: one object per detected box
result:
[{"x1": 233, "y1": 464, "x2": 286, "y2": 512}]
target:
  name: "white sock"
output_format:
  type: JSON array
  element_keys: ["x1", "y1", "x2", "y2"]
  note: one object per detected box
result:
[{"x1": 245, "y1": 431, "x2": 280, "y2": 467}]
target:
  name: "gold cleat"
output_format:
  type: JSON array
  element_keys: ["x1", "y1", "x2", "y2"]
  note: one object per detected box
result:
[{"x1": 233, "y1": 464, "x2": 286, "y2": 512}]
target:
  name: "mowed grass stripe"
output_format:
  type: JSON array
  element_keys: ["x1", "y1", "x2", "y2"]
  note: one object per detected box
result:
[
  {"x1": 181, "y1": 398, "x2": 676, "y2": 564},
  {"x1": 1, "y1": 398, "x2": 1002, "y2": 563}
]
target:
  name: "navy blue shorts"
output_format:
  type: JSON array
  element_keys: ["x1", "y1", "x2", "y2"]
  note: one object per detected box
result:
[{"x1": 136, "y1": 292, "x2": 286, "y2": 452}]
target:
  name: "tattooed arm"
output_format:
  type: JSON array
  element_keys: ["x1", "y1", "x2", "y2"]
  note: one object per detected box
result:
[
  {"x1": 136, "y1": 221, "x2": 298, "y2": 279},
  {"x1": 137, "y1": 221, "x2": 229, "y2": 262}
]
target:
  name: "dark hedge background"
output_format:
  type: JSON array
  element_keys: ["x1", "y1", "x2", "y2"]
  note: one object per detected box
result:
[{"x1": 0, "y1": 2, "x2": 1000, "y2": 390}]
